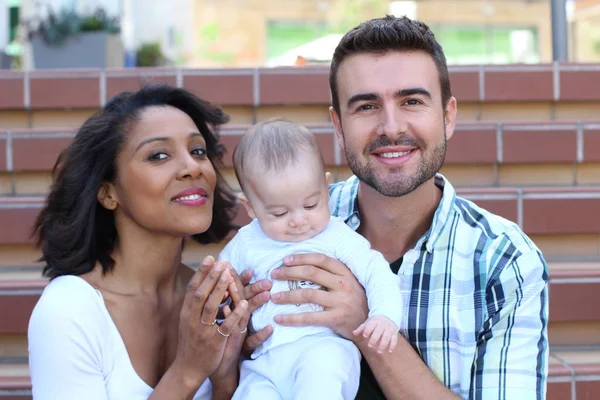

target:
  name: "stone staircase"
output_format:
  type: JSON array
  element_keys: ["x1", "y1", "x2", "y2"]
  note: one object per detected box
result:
[{"x1": 1, "y1": 63, "x2": 600, "y2": 399}]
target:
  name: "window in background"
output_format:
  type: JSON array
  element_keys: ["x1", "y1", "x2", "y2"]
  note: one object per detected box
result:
[
  {"x1": 267, "y1": 20, "x2": 331, "y2": 60},
  {"x1": 431, "y1": 25, "x2": 540, "y2": 65},
  {"x1": 266, "y1": 20, "x2": 343, "y2": 66}
]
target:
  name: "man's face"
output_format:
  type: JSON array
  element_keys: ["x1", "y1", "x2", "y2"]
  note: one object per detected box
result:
[{"x1": 330, "y1": 50, "x2": 456, "y2": 197}]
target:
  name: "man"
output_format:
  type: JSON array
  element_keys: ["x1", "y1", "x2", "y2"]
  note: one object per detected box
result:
[{"x1": 241, "y1": 15, "x2": 548, "y2": 400}]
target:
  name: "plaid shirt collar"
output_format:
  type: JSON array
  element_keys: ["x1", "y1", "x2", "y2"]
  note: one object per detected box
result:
[{"x1": 329, "y1": 173, "x2": 455, "y2": 253}]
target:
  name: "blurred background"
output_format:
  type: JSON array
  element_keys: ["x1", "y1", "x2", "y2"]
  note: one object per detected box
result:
[{"x1": 1, "y1": 0, "x2": 600, "y2": 70}]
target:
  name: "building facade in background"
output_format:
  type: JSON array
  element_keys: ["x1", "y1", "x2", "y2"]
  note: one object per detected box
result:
[{"x1": 2, "y1": 0, "x2": 600, "y2": 69}]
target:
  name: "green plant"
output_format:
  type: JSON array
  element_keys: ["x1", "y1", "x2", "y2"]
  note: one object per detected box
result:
[
  {"x1": 26, "y1": 6, "x2": 120, "y2": 47},
  {"x1": 136, "y1": 42, "x2": 167, "y2": 67}
]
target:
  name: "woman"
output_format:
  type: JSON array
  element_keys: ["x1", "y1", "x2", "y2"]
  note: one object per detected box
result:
[{"x1": 28, "y1": 85, "x2": 251, "y2": 399}]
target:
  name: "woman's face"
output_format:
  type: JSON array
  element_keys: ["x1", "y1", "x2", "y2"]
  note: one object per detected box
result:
[{"x1": 104, "y1": 105, "x2": 217, "y2": 238}]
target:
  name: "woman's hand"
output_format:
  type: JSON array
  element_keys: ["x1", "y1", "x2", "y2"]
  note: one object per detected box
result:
[
  {"x1": 227, "y1": 267, "x2": 273, "y2": 359},
  {"x1": 235, "y1": 269, "x2": 274, "y2": 358},
  {"x1": 170, "y1": 256, "x2": 248, "y2": 394},
  {"x1": 209, "y1": 262, "x2": 251, "y2": 393}
]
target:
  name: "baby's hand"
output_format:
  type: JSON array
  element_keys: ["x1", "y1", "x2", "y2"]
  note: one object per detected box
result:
[{"x1": 353, "y1": 315, "x2": 398, "y2": 354}]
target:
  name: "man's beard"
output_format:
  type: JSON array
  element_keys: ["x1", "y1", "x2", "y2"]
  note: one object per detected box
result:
[{"x1": 343, "y1": 127, "x2": 447, "y2": 197}]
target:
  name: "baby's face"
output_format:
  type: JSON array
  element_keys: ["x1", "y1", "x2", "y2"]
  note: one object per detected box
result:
[{"x1": 245, "y1": 156, "x2": 330, "y2": 243}]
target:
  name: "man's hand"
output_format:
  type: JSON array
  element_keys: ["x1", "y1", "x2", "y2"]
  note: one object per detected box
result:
[
  {"x1": 353, "y1": 315, "x2": 399, "y2": 354},
  {"x1": 270, "y1": 253, "x2": 368, "y2": 340}
]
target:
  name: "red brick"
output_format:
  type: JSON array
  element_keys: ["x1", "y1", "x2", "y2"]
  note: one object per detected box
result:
[
  {"x1": 219, "y1": 133, "x2": 244, "y2": 168},
  {"x1": 106, "y1": 69, "x2": 177, "y2": 101},
  {"x1": 315, "y1": 132, "x2": 336, "y2": 166},
  {"x1": 547, "y1": 382, "x2": 572, "y2": 400},
  {"x1": 448, "y1": 70, "x2": 480, "y2": 102},
  {"x1": 0, "y1": 293, "x2": 40, "y2": 334},
  {"x1": 259, "y1": 68, "x2": 330, "y2": 105},
  {"x1": 577, "y1": 380, "x2": 600, "y2": 400},
  {"x1": 12, "y1": 136, "x2": 72, "y2": 172},
  {"x1": 522, "y1": 197, "x2": 600, "y2": 235},
  {"x1": 503, "y1": 127, "x2": 577, "y2": 163},
  {"x1": 0, "y1": 136, "x2": 6, "y2": 172},
  {"x1": 446, "y1": 126, "x2": 497, "y2": 164},
  {"x1": 485, "y1": 69, "x2": 554, "y2": 102},
  {"x1": 29, "y1": 71, "x2": 100, "y2": 109},
  {"x1": 0, "y1": 207, "x2": 39, "y2": 244},
  {"x1": 0, "y1": 72, "x2": 24, "y2": 109},
  {"x1": 583, "y1": 128, "x2": 600, "y2": 162},
  {"x1": 549, "y1": 280, "x2": 600, "y2": 322},
  {"x1": 560, "y1": 70, "x2": 600, "y2": 101},
  {"x1": 466, "y1": 198, "x2": 518, "y2": 223},
  {"x1": 183, "y1": 72, "x2": 253, "y2": 106}
]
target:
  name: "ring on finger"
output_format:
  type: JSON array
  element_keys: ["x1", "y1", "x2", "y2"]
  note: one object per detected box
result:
[
  {"x1": 201, "y1": 318, "x2": 217, "y2": 326},
  {"x1": 240, "y1": 327, "x2": 248, "y2": 334},
  {"x1": 217, "y1": 325, "x2": 231, "y2": 337}
]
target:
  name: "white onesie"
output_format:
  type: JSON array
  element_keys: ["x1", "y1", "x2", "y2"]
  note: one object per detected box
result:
[{"x1": 219, "y1": 216, "x2": 403, "y2": 399}]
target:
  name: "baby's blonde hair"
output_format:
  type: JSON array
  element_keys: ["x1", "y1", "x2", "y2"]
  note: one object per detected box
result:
[{"x1": 233, "y1": 118, "x2": 324, "y2": 191}]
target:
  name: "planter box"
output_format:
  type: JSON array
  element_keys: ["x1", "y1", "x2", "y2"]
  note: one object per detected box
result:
[{"x1": 31, "y1": 31, "x2": 123, "y2": 69}]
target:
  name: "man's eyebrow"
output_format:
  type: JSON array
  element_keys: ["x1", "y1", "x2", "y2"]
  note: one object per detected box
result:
[
  {"x1": 347, "y1": 93, "x2": 380, "y2": 108},
  {"x1": 396, "y1": 88, "x2": 432, "y2": 100},
  {"x1": 346, "y1": 88, "x2": 432, "y2": 109}
]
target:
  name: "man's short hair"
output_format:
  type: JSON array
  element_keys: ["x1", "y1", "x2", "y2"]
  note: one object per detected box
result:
[
  {"x1": 329, "y1": 15, "x2": 452, "y2": 115},
  {"x1": 233, "y1": 118, "x2": 324, "y2": 191}
]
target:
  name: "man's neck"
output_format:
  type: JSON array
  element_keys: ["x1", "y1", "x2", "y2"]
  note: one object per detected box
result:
[{"x1": 356, "y1": 176, "x2": 443, "y2": 263}]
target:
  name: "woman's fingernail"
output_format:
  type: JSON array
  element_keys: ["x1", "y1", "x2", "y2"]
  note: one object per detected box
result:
[
  {"x1": 271, "y1": 269, "x2": 279, "y2": 278},
  {"x1": 284, "y1": 256, "x2": 293, "y2": 263},
  {"x1": 203, "y1": 255, "x2": 214, "y2": 265},
  {"x1": 274, "y1": 316, "x2": 282, "y2": 323},
  {"x1": 261, "y1": 281, "x2": 270, "y2": 289},
  {"x1": 271, "y1": 293, "x2": 280, "y2": 301},
  {"x1": 215, "y1": 263, "x2": 224, "y2": 271},
  {"x1": 259, "y1": 292, "x2": 269, "y2": 300},
  {"x1": 240, "y1": 300, "x2": 248, "y2": 309}
]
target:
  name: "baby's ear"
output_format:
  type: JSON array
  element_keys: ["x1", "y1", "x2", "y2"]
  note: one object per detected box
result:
[
  {"x1": 325, "y1": 171, "x2": 332, "y2": 185},
  {"x1": 237, "y1": 193, "x2": 256, "y2": 219}
]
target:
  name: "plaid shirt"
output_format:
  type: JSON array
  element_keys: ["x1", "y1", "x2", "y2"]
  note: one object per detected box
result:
[{"x1": 329, "y1": 174, "x2": 549, "y2": 400}]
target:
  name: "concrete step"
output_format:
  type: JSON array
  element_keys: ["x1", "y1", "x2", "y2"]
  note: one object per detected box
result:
[
  {"x1": 0, "y1": 349, "x2": 599, "y2": 399},
  {"x1": 0, "y1": 359, "x2": 30, "y2": 399},
  {"x1": 0, "y1": 262, "x2": 599, "y2": 345},
  {"x1": 4, "y1": 120, "x2": 600, "y2": 193},
  {"x1": 4, "y1": 187, "x2": 600, "y2": 260}
]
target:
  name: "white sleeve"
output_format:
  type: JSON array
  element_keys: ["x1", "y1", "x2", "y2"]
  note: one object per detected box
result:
[
  {"x1": 331, "y1": 221, "x2": 403, "y2": 328},
  {"x1": 218, "y1": 232, "x2": 244, "y2": 275},
  {"x1": 28, "y1": 279, "x2": 109, "y2": 400}
]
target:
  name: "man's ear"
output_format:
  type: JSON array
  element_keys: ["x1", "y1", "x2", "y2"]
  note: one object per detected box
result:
[
  {"x1": 97, "y1": 182, "x2": 118, "y2": 210},
  {"x1": 444, "y1": 96, "x2": 458, "y2": 141},
  {"x1": 237, "y1": 193, "x2": 256, "y2": 219}
]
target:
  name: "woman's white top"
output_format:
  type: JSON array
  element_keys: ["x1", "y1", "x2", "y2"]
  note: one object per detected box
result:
[{"x1": 28, "y1": 275, "x2": 211, "y2": 400}]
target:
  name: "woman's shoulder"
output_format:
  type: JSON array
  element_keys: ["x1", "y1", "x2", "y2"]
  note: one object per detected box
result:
[
  {"x1": 29, "y1": 275, "x2": 109, "y2": 334},
  {"x1": 38, "y1": 275, "x2": 103, "y2": 306}
]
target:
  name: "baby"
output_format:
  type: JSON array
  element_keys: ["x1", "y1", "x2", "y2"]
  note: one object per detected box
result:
[{"x1": 219, "y1": 119, "x2": 403, "y2": 400}]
